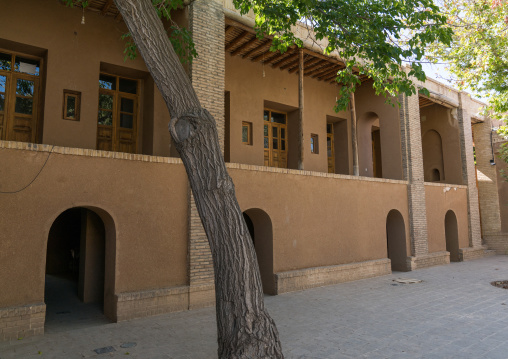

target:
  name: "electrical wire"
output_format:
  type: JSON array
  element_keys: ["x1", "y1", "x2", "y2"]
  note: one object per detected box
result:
[{"x1": 0, "y1": 145, "x2": 54, "y2": 194}]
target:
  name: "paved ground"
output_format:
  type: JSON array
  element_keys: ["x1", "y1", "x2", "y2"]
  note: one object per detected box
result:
[{"x1": 2, "y1": 256, "x2": 508, "y2": 359}]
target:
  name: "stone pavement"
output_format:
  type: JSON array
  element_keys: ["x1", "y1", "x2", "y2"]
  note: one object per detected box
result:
[{"x1": 2, "y1": 256, "x2": 508, "y2": 359}]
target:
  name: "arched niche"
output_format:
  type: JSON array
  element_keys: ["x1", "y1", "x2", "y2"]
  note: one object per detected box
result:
[
  {"x1": 445, "y1": 210, "x2": 460, "y2": 262},
  {"x1": 422, "y1": 129, "x2": 445, "y2": 182}
]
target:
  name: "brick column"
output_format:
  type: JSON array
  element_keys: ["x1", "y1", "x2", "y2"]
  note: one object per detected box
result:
[
  {"x1": 457, "y1": 93, "x2": 483, "y2": 252},
  {"x1": 399, "y1": 92, "x2": 429, "y2": 257},
  {"x1": 473, "y1": 117, "x2": 502, "y2": 247},
  {"x1": 187, "y1": 0, "x2": 225, "y2": 308}
]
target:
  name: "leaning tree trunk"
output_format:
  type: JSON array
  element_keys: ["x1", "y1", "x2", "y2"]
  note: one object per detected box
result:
[{"x1": 113, "y1": 1, "x2": 284, "y2": 358}]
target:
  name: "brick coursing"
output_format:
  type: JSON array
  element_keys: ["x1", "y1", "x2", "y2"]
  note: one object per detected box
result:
[
  {"x1": 187, "y1": 0, "x2": 225, "y2": 289},
  {"x1": 407, "y1": 251, "x2": 450, "y2": 270},
  {"x1": 399, "y1": 91, "x2": 429, "y2": 256},
  {"x1": 0, "y1": 303, "x2": 45, "y2": 341},
  {"x1": 473, "y1": 119, "x2": 502, "y2": 235},
  {"x1": 457, "y1": 93, "x2": 483, "y2": 247}
]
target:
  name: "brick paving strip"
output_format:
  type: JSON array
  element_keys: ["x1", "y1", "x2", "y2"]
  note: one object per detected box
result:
[{"x1": 1, "y1": 256, "x2": 508, "y2": 359}]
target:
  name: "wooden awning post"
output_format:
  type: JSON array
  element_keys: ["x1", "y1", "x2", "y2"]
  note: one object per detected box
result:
[
  {"x1": 350, "y1": 90, "x2": 359, "y2": 176},
  {"x1": 298, "y1": 48, "x2": 305, "y2": 170}
]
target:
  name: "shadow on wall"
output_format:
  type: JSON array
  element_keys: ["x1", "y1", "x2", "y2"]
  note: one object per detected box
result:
[
  {"x1": 243, "y1": 208, "x2": 275, "y2": 295},
  {"x1": 422, "y1": 129, "x2": 445, "y2": 182},
  {"x1": 358, "y1": 112, "x2": 383, "y2": 178}
]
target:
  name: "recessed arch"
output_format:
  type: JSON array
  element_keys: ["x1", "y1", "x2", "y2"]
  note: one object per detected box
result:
[
  {"x1": 445, "y1": 210, "x2": 460, "y2": 262},
  {"x1": 422, "y1": 129, "x2": 444, "y2": 182},
  {"x1": 44, "y1": 206, "x2": 117, "y2": 330},
  {"x1": 358, "y1": 111, "x2": 382, "y2": 178},
  {"x1": 386, "y1": 209, "x2": 407, "y2": 271},
  {"x1": 243, "y1": 208, "x2": 275, "y2": 295}
]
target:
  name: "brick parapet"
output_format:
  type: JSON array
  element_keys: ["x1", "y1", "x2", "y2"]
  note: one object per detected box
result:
[
  {"x1": 473, "y1": 119, "x2": 502, "y2": 235},
  {"x1": 458, "y1": 93, "x2": 483, "y2": 247},
  {"x1": 0, "y1": 303, "x2": 45, "y2": 342},
  {"x1": 400, "y1": 91, "x2": 429, "y2": 256}
]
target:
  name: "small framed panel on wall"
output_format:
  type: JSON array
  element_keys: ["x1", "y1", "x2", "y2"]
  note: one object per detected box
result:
[{"x1": 63, "y1": 90, "x2": 81, "y2": 121}]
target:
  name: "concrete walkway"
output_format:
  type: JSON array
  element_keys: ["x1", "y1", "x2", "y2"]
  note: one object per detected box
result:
[{"x1": 2, "y1": 256, "x2": 508, "y2": 359}]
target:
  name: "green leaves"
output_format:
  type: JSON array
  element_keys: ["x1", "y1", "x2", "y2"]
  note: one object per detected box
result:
[
  {"x1": 429, "y1": 0, "x2": 508, "y2": 121},
  {"x1": 234, "y1": 0, "x2": 452, "y2": 111}
]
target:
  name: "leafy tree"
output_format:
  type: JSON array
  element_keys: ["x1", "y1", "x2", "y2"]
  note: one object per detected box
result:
[
  {"x1": 428, "y1": 0, "x2": 508, "y2": 120},
  {"x1": 69, "y1": 0, "x2": 452, "y2": 357}
]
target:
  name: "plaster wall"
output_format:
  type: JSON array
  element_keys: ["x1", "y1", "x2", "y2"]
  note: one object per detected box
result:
[
  {"x1": 0, "y1": 0, "x2": 172, "y2": 156},
  {"x1": 420, "y1": 104, "x2": 463, "y2": 185},
  {"x1": 354, "y1": 82, "x2": 403, "y2": 180},
  {"x1": 0, "y1": 146, "x2": 189, "y2": 309},
  {"x1": 425, "y1": 184, "x2": 469, "y2": 253},
  {"x1": 229, "y1": 168, "x2": 410, "y2": 273},
  {"x1": 225, "y1": 54, "x2": 351, "y2": 173}
]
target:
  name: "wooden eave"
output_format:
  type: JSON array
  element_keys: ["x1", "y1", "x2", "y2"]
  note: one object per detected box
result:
[
  {"x1": 225, "y1": 18, "x2": 369, "y2": 84},
  {"x1": 65, "y1": 0, "x2": 123, "y2": 20}
]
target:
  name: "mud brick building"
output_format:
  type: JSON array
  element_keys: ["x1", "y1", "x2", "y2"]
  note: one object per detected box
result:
[{"x1": 1, "y1": 0, "x2": 506, "y2": 341}]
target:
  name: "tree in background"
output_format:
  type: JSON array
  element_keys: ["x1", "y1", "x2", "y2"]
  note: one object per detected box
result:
[{"x1": 64, "y1": 0, "x2": 452, "y2": 357}]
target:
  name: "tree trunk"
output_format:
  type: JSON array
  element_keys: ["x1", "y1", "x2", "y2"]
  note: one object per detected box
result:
[{"x1": 113, "y1": 1, "x2": 284, "y2": 358}]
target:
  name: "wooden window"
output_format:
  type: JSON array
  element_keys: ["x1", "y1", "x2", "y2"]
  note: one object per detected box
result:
[
  {"x1": 310, "y1": 134, "x2": 319, "y2": 154},
  {"x1": 242, "y1": 121, "x2": 252, "y2": 145},
  {"x1": 0, "y1": 49, "x2": 42, "y2": 143},
  {"x1": 96, "y1": 73, "x2": 139, "y2": 154},
  {"x1": 263, "y1": 109, "x2": 287, "y2": 168},
  {"x1": 63, "y1": 90, "x2": 81, "y2": 121}
]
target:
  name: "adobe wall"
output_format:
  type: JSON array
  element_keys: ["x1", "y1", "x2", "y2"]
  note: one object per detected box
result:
[
  {"x1": 225, "y1": 54, "x2": 351, "y2": 173},
  {"x1": 420, "y1": 104, "x2": 463, "y2": 185},
  {"x1": 228, "y1": 166, "x2": 410, "y2": 272},
  {"x1": 0, "y1": 0, "x2": 172, "y2": 156},
  {"x1": 424, "y1": 184, "x2": 469, "y2": 253},
  {"x1": 0, "y1": 144, "x2": 189, "y2": 310},
  {"x1": 495, "y1": 142, "x2": 508, "y2": 232},
  {"x1": 354, "y1": 82, "x2": 403, "y2": 180}
]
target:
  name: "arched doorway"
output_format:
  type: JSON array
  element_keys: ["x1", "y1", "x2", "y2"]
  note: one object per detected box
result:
[
  {"x1": 243, "y1": 209, "x2": 275, "y2": 295},
  {"x1": 45, "y1": 207, "x2": 114, "y2": 331},
  {"x1": 445, "y1": 210, "x2": 460, "y2": 262},
  {"x1": 386, "y1": 210, "x2": 407, "y2": 271}
]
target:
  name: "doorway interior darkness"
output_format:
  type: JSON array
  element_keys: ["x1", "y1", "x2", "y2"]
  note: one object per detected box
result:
[{"x1": 45, "y1": 208, "x2": 109, "y2": 332}]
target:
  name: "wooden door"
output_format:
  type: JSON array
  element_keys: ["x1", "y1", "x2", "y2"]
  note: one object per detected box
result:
[
  {"x1": 327, "y1": 123, "x2": 335, "y2": 173},
  {"x1": 96, "y1": 74, "x2": 138, "y2": 153},
  {"x1": 263, "y1": 109, "x2": 287, "y2": 168}
]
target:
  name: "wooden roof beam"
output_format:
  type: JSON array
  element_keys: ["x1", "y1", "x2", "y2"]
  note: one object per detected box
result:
[
  {"x1": 101, "y1": 0, "x2": 114, "y2": 15},
  {"x1": 313, "y1": 65, "x2": 343, "y2": 79},
  {"x1": 225, "y1": 31, "x2": 251, "y2": 52},
  {"x1": 231, "y1": 36, "x2": 259, "y2": 56},
  {"x1": 225, "y1": 25, "x2": 236, "y2": 38},
  {"x1": 242, "y1": 39, "x2": 271, "y2": 59},
  {"x1": 289, "y1": 57, "x2": 322, "y2": 74},
  {"x1": 272, "y1": 51, "x2": 299, "y2": 69}
]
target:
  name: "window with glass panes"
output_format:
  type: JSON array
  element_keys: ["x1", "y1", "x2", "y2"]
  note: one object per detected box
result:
[
  {"x1": 0, "y1": 50, "x2": 41, "y2": 143},
  {"x1": 263, "y1": 109, "x2": 287, "y2": 168},
  {"x1": 97, "y1": 73, "x2": 139, "y2": 154}
]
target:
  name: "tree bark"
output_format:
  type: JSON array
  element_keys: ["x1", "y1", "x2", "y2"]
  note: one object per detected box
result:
[{"x1": 113, "y1": 1, "x2": 284, "y2": 358}]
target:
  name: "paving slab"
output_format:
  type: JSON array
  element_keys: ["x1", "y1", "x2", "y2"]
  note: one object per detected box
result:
[{"x1": 1, "y1": 256, "x2": 508, "y2": 358}]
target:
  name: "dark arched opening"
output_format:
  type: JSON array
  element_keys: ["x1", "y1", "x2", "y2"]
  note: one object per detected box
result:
[
  {"x1": 445, "y1": 210, "x2": 460, "y2": 262},
  {"x1": 423, "y1": 129, "x2": 445, "y2": 182},
  {"x1": 243, "y1": 209, "x2": 275, "y2": 295},
  {"x1": 386, "y1": 209, "x2": 408, "y2": 271},
  {"x1": 45, "y1": 207, "x2": 114, "y2": 331},
  {"x1": 431, "y1": 168, "x2": 441, "y2": 182}
]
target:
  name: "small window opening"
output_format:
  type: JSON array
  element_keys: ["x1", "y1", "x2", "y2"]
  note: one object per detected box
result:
[
  {"x1": 242, "y1": 121, "x2": 252, "y2": 145},
  {"x1": 431, "y1": 168, "x2": 440, "y2": 182},
  {"x1": 310, "y1": 134, "x2": 319, "y2": 154},
  {"x1": 63, "y1": 90, "x2": 81, "y2": 121}
]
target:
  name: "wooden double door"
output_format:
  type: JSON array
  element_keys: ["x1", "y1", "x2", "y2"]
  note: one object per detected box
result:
[
  {"x1": 0, "y1": 51, "x2": 41, "y2": 143},
  {"x1": 263, "y1": 109, "x2": 287, "y2": 168}
]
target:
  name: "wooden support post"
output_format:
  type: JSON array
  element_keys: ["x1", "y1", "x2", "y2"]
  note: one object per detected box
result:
[
  {"x1": 298, "y1": 48, "x2": 304, "y2": 170},
  {"x1": 350, "y1": 91, "x2": 359, "y2": 176}
]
